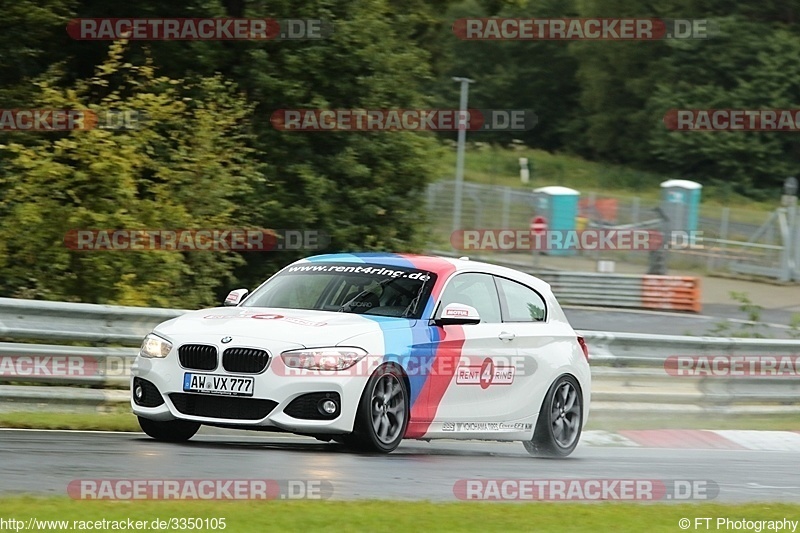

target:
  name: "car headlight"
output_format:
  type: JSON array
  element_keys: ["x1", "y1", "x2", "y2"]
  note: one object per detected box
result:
[
  {"x1": 281, "y1": 347, "x2": 368, "y2": 371},
  {"x1": 140, "y1": 333, "x2": 173, "y2": 358}
]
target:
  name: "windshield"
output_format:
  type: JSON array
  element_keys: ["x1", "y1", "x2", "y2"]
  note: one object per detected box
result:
[{"x1": 241, "y1": 262, "x2": 437, "y2": 319}]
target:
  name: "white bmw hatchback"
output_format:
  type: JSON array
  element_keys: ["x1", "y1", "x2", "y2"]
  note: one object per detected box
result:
[{"x1": 132, "y1": 253, "x2": 591, "y2": 456}]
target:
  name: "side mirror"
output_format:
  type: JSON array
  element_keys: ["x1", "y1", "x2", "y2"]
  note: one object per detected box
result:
[
  {"x1": 434, "y1": 303, "x2": 481, "y2": 326},
  {"x1": 224, "y1": 288, "x2": 249, "y2": 307}
]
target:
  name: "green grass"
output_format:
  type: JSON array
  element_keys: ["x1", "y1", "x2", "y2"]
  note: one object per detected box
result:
[
  {"x1": 0, "y1": 498, "x2": 797, "y2": 532},
  {"x1": 0, "y1": 410, "x2": 139, "y2": 432},
  {"x1": 436, "y1": 144, "x2": 778, "y2": 214},
  {"x1": 586, "y1": 413, "x2": 800, "y2": 432}
]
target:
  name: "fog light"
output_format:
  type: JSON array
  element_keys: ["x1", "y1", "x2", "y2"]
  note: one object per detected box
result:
[
  {"x1": 320, "y1": 399, "x2": 337, "y2": 415},
  {"x1": 134, "y1": 385, "x2": 143, "y2": 400}
]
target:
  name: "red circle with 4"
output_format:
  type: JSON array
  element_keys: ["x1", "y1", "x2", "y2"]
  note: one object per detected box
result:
[{"x1": 479, "y1": 358, "x2": 494, "y2": 389}]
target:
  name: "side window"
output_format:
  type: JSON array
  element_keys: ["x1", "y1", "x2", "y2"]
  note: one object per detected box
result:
[
  {"x1": 438, "y1": 273, "x2": 502, "y2": 324},
  {"x1": 495, "y1": 277, "x2": 547, "y2": 322}
]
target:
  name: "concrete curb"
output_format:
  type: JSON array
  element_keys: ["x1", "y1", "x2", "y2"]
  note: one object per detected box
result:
[{"x1": 582, "y1": 429, "x2": 800, "y2": 451}]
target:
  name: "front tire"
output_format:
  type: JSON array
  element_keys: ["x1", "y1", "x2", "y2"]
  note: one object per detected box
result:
[
  {"x1": 138, "y1": 416, "x2": 200, "y2": 442},
  {"x1": 346, "y1": 364, "x2": 409, "y2": 453},
  {"x1": 524, "y1": 374, "x2": 583, "y2": 457}
]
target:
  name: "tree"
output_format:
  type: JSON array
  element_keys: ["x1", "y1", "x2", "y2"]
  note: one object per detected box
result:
[
  {"x1": 431, "y1": 0, "x2": 581, "y2": 150},
  {"x1": 565, "y1": 0, "x2": 675, "y2": 162},
  {"x1": 0, "y1": 0, "x2": 76, "y2": 106},
  {"x1": 216, "y1": 0, "x2": 443, "y2": 286},
  {"x1": 0, "y1": 41, "x2": 264, "y2": 307},
  {"x1": 647, "y1": 18, "x2": 800, "y2": 195}
]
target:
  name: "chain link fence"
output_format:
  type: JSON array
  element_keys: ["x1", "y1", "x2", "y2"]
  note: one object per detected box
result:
[{"x1": 426, "y1": 180, "x2": 785, "y2": 275}]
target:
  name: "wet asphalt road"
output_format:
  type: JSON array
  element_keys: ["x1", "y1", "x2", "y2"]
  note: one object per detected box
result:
[
  {"x1": 565, "y1": 305, "x2": 798, "y2": 338},
  {"x1": 1, "y1": 430, "x2": 797, "y2": 503}
]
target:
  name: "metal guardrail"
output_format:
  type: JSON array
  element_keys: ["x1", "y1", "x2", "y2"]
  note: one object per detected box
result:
[
  {"x1": 580, "y1": 331, "x2": 800, "y2": 412},
  {"x1": 578, "y1": 331, "x2": 800, "y2": 365},
  {"x1": 0, "y1": 297, "x2": 185, "y2": 344},
  {"x1": 431, "y1": 251, "x2": 702, "y2": 312},
  {"x1": 0, "y1": 342, "x2": 137, "y2": 386},
  {"x1": 0, "y1": 298, "x2": 797, "y2": 414},
  {"x1": 540, "y1": 272, "x2": 701, "y2": 312}
]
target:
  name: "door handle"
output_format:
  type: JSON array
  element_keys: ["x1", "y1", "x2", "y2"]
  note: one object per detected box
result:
[{"x1": 498, "y1": 331, "x2": 516, "y2": 342}]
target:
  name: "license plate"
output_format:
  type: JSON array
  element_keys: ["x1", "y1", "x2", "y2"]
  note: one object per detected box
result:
[{"x1": 183, "y1": 373, "x2": 254, "y2": 397}]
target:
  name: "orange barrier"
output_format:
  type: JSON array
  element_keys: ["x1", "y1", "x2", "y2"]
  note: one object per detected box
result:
[
  {"x1": 579, "y1": 198, "x2": 618, "y2": 223},
  {"x1": 641, "y1": 275, "x2": 701, "y2": 313}
]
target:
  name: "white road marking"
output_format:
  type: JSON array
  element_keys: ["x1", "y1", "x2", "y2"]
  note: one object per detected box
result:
[
  {"x1": 579, "y1": 430, "x2": 640, "y2": 447},
  {"x1": 710, "y1": 430, "x2": 800, "y2": 451}
]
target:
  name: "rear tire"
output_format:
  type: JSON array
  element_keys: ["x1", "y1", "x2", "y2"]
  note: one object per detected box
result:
[
  {"x1": 524, "y1": 375, "x2": 583, "y2": 457},
  {"x1": 346, "y1": 364, "x2": 409, "y2": 453},
  {"x1": 138, "y1": 416, "x2": 200, "y2": 442}
]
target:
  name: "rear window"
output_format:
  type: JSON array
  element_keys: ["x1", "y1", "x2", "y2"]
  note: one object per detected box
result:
[{"x1": 495, "y1": 276, "x2": 547, "y2": 322}]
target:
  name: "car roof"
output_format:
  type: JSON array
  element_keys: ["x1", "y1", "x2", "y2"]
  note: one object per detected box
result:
[{"x1": 296, "y1": 252, "x2": 552, "y2": 294}]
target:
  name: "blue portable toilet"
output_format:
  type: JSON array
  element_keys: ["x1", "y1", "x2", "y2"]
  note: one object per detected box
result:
[
  {"x1": 660, "y1": 180, "x2": 702, "y2": 232},
  {"x1": 532, "y1": 186, "x2": 580, "y2": 256}
]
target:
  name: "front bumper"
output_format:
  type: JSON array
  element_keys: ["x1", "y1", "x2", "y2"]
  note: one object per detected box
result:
[{"x1": 131, "y1": 354, "x2": 370, "y2": 435}]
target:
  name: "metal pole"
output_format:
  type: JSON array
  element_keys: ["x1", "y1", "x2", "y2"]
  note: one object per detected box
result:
[
  {"x1": 781, "y1": 177, "x2": 798, "y2": 281},
  {"x1": 794, "y1": 203, "x2": 800, "y2": 280},
  {"x1": 426, "y1": 183, "x2": 435, "y2": 211},
  {"x1": 788, "y1": 201, "x2": 797, "y2": 279},
  {"x1": 778, "y1": 208, "x2": 791, "y2": 282},
  {"x1": 452, "y1": 77, "x2": 474, "y2": 234},
  {"x1": 501, "y1": 187, "x2": 511, "y2": 229},
  {"x1": 716, "y1": 207, "x2": 729, "y2": 272}
]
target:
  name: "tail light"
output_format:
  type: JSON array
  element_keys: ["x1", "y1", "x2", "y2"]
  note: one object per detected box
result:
[{"x1": 577, "y1": 336, "x2": 589, "y2": 363}]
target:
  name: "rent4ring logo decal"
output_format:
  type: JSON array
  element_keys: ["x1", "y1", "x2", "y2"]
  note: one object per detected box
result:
[{"x1": 456, "y1": 357, "x2": 515, "y2": 388}]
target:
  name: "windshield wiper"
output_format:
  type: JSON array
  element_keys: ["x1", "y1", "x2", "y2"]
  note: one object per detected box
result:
[{"x1": 402, "y1": 275, "x2": 429, "y2": 318}]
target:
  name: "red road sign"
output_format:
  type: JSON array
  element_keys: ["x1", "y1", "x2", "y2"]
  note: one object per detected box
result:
[{"x1": 530, "y1": 216, "x2": 547, "y2": 235}]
